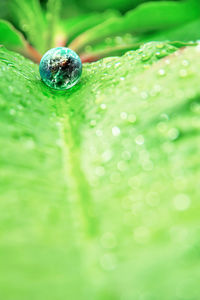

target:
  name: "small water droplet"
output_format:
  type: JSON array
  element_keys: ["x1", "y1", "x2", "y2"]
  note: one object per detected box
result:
[
  {"x1": 101, "y1": 150, "x2": 112, "y2": 162},
  {"x1": 120, "y1": 112, "x2": 128, "y2": 120},
  {"x1": 141, "y1": 54, "x2": 150, "y2": 61},
  {"x1": 117, "y1": 160, "x2": 127, "y2": 172},
  {"x1": 160, "y1": 113, "x2": 169, "y2": 120},
  {"x1": 165, "y1": 59, "x2": 170, "y2": 65},
  {"x1": 84, "y1": 45, "x2": 92, "y2": 52},
  {"x1": 155, "y1": 51, "x2": 161, "y2": 57},
  {"x1": 168, "y1": 128, "x2": 179, "y2": 140},
  {"x1": 100, "y1": 103, "x2": 107, "y2": 110},
  {"x1": 182, "y1": 59, "x2": 189, "y2": 67},
  {"x1": 156, "y1": 43, "x2": 164, "y2": 49},
  {"x1": 158, "y1": 69, "x2": 166, "y2": 76},
  {"x1": 114, "y1": 36, "x2": 123, "y2": 44},
  {"x1": 140, "y1": 91, "x2": 149, "y2": 100},
  {"x1": 135, "y1": 135, "x2": 144, "y2": 145},
  {"x1": 128, "y1": 114, "x2": 137, "y2": 123},
  {"x1": 90, "y1": 119, "x2": 97, "y2": 127},
  {"x1": 22, "y1": 24, "x2": 29, "y2": 31},
  {"x1": 112, "y1": 126, "x2": 120, "y2": 136},
  {"x1": 179, "y1": 69, "x2": 188, "y2": 78},
  {"x1": 115, "y1": 62, "x2": 121, "y2": 68},
  {"x1": 143, "y1": 64, "x2": 150, "y2": 70}
]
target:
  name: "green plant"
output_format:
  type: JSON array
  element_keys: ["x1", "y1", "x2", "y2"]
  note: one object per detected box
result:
[
  {"x1": 1, "y1": 0, "x2": 200, "y2": 299},
  {"x1": 1, "y1": 0, "x2": 200, "y2": 62}
]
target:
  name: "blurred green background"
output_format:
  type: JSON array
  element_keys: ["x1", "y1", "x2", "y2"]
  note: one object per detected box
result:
[
  {"x1": 1, "y1": 0, "x2": 200, "y2": 62},
  {"x1": 0, "y1": 0, "x2": 181, "y2": 18}
]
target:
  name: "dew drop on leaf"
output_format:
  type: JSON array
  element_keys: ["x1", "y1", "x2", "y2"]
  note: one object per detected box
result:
[
  {"x1": 158, "y1": 69, "x2": 166, "y2": 76},
  {"x1": 112, "y1": 126, "x2": 121, "y2": 136}
]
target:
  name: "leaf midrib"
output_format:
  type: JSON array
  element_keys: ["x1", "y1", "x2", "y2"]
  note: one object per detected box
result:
[{"x1": 56, "y1": 100, "x2": 98, "y2": 238}]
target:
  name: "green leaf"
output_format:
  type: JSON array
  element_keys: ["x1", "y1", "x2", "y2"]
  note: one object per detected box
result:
[
  {"x1": 76, "y1": 0, "x2": 141, "y2": 12},
  {"x1": 1, "y1": 42, "x2": 200, "y2": 299},
  {"x1": 0, "y1": 0, "x2": 9, "y2": 19},
  {"x1": 62, "y1": 10, "x2": 120, "y2": 44},
  {"x1": 9, "y1": 0, "x2": 47, "y2": 53},
  {"x1": 69, "y1": 0, "x2": 200, "y2": 52},
  {"x1": 79, "y1": 35, "x2": 197, "y2": 63},
  {"x1": 143, "y1": 18, "x2": 200, "y2": 43},
  {"x1": 0, "y1": 19, "x2": 26, "y2": 50},
  {"x1": 45, "y1": 0, "x2": 62, "y2": 49},
  {"x1": 0, "y1": 19, "x2": 42, "y2": 63}
]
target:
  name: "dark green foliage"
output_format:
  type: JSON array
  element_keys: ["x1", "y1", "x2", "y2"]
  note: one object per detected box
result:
[{"x1": 1, "y1": 0, "x2": 200, "y2": 61}]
